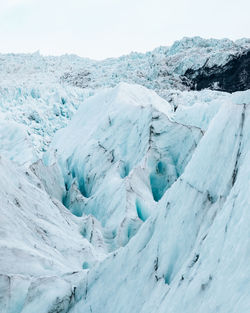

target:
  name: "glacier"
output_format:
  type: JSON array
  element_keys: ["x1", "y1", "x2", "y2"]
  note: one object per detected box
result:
[{"x1": 0, "y1": 37, "x2": 249, "y2": 313}]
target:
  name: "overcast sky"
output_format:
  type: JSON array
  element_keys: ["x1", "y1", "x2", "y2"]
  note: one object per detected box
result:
[{"x1": 0, "y1": 0, "x2": 249, "y2": 60}]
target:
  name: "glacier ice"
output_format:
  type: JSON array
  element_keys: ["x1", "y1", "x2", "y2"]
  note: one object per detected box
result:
[
  {"x1": 0, "y1": 37, "x2": 249, "y2": 313},
  {"x1": 45, "y1": 83, "x2": 203, "y2": 251},
  {"x1": 0, "y1": 37, "x2": 249, "y2": 157},
  {"x1": 0, "y1": 155, "x2": 105, "y2": 312},
  {"x1": 68, "y1": 91, "x2": 250, "y2": 313}
]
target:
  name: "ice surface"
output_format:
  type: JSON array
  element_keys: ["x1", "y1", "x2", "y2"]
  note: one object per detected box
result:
[
  {"x1": 0, "y1": 121, "x2": 37, "y2": 166},
  {"x1": 0, "y1": 37, "x2": 249, "y2": 313},
  {"x1": 45, "y1": 83, "x2": 202, "y2": 251},
  {"x1": 0, "y1": 155, "x2": 105, "y2": 312},
  {"x1": 0, "y1": 37, "x2": 249, "y2": 157},
  {"x1": 69, "y1": 92, "x2": 250, "y2": 313}
]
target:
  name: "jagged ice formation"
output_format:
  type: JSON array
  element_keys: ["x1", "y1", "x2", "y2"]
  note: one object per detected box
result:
[{"x1": 0, "y1": 37, "x2": 249, "y2": 313}]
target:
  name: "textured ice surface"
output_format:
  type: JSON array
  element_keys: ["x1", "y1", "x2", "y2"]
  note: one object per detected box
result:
[
  {"x1": 69, "y1": 91, "x2": 250, "y2": 313},
  {"x1": 45, "y1": 83, "x2": 202, "y2": 251},
  {"x1": 0, "y1": 154, "x2": 105, "y2": 312},
  {"x1": 0, "y1": 37, "x2": 249, "y2": 158},
  {"x1": 0, "y1": 38, "x2": 249, "y2": 313}
]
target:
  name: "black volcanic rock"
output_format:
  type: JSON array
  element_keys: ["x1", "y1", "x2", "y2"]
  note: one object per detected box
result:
[{"x1": 182, "y1": 50, "x2": 250, "y2": 93}]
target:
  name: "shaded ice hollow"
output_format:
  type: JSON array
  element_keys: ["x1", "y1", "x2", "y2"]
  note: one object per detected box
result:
[{"x1": 0, "y1": 37, "x2": 249, "y2": 313}]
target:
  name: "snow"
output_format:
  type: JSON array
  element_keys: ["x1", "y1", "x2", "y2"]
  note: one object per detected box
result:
[{"x1": 0, "y1": 37, "x2": 249, "y2": 313}]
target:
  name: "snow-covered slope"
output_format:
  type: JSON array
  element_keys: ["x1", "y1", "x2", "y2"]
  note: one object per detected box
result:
[{"x1": 0, "y1": 37, "x2": 249, "y2": 313}]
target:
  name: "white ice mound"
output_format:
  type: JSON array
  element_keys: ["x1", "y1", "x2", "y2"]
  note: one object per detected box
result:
[{"x1": 46, "y1": 83, "x2": 203, "y2": 250}]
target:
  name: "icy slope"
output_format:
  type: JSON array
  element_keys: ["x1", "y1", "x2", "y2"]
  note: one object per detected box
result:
[
  {"x1": 0, "y1": 121, "x2": 37, "y2": 166},
  {"x1": 0, "y1": 155, "x2": 106, "y2": 312},
  {"x1": 46, "y1": 83, "x2": 203, "y2": 251},
  {"x1": 0, "y1": 82, "x2": 204, "y2": 312},
  {"x1": 68, "y1": 90, "x2": 250, "y2": 313}
]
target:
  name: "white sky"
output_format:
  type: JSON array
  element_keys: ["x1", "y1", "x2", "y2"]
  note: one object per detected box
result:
[{"x1": 0, "y1": 0, "x2": 249, "y2": 60}]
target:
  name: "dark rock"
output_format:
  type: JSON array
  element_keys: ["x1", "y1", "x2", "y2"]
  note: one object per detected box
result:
[{"x1": 182, "y1": 49, "x2": 250, "y2": 93}]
